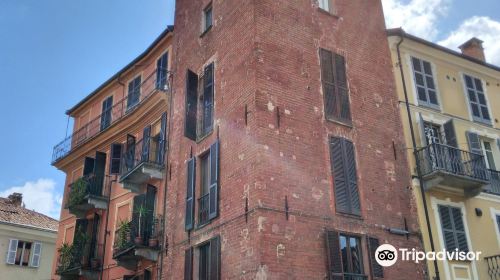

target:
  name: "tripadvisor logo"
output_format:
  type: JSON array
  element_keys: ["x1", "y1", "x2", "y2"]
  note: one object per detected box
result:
[{"x1": 374, "y1": 244, "x2": 482, "y2": 267}]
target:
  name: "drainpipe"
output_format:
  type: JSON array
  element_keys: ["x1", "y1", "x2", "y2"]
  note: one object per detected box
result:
[
  {"x1": 396, "y1": 34, "x2": 440, "y2": 280},
  {"x1": 100, "y1": 175, "x2": 116, "y2": 280},
  {"x1": 158, "y1": 71, "x2": 175, "y2": 280}
]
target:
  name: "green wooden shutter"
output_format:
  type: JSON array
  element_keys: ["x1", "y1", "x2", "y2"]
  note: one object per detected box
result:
[
  {"x1": 93, "y1": 151, "x2": 106, "y2": 196},
  {"x1": 144, "y1": 185, "x2": 157, "y2": 242},
  {"x1": 142, "y1": 125, "x2": 152, "y2": 163},
  {"x1": 184, "y1": 247, "x2": 193, "y2": 280},
  {"x1": 157, "y1": 112, "x2": 168, "y2": 164},
  {"x1": 209, "y1": 140, "x2": 219, "y2": 220},
  {"x1": 203, "y1": 63, "x2": 215, "y2": 135},
  {"x1": 89, "y1": 214, "x2": 100, "y2": 260},
  {"x1": 367, "y1": 237, "x2": 384, "y2": 278},
  {"x1": 210, "y1": 236, "x2": 221, "y2": 280},
  {"x1": 125, "y1": 134, "x2": 136, "y2": 171},
  {"x1": 325, "y1": 230, "x2": 343, "y2": 280},
  {"x1": 110, "y1": 143, "x2": 122, "y2": 174},
  {"x1": 185, "y1": 70, "x2": 198, "y2": 141},
  {"x1": 185, "y1": 157, "x2": 196, "y2": 231},
  {"x1": 83, "y1": 157, "x2": 95, "y2": 176},
  {"x1": 344, "y1": 140, "x2": 361, "y2": 215}
]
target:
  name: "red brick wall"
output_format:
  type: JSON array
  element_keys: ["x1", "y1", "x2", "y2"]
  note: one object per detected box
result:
[{"x1": 165, "y1": 0, "x2": 425, "y2": 279}]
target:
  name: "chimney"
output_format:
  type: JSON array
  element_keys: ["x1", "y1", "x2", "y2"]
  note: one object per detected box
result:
[
  {"x1": 8, "y1": 193, "x2": 23, "y2": 207},
  {"x1": 459, "y1": 37, "x2": 485, "y2": 62}
]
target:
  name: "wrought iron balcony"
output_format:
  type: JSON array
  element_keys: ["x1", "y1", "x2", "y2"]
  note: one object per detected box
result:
[
  {"x1": 52, "y1": 68, "x2": 169, "y2": 164},
  {"x1": 65, "y1": 174, "x2": 108, "y2": 218},
  {"x1": 486, "y1": 169, "x2": 500, "y2": 195},
  {"x1": 119, "y1": 137, "x2": 165, "y2": 193},
  {"x1": 56, "y1": 239, "x2": 103, "y2": 279},
  {"x1": 198, "y1": 193, "x2": 210, "y2": 226},
  {"x1": 416, "y1": 143, "x2": 490, "y2": 197},
  {"x1": 486, "y1": 254, "x2": 500, "y2": 280},
  {"x1": 113, "y1": 216, "x2": 161, "y2": 270}
]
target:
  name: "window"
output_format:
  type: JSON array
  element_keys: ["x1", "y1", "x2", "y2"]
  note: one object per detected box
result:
[
  {"x1": 6, "y1": 239, "x2": 42, "y2": 267},
  {"x1": 184, "y1": 63, "x2": 215, "y2": 141},
  {"x1": 325, "y1": 231, "x2": 367, "y2": 279},
  {"x1": 199, "y1": 153, "x2": 210, "y2": 225},
  {"x1": 438, "y1": 205, "x2": 468, "y2": 253},
  {"x1": 481, "y1": 140, "x2": 497, "y2": 170},
  {"x1": 319, "y1": 48, "x2": 351, "y2": 124},
  {"x1": 203, "y1": 3, "x2": 213, "y2": 33},
  {"x1": 423, "y1": 122, "x2": 443, "y2": 145},
  {"x1": 109, "y1": 143, "x2": 122, "y2": 174},
  {"x1": 411, "y1": 57, "x2": 439, "y2": 108},
  {"x1": 464, "y1": 74, "x2": 491, "y2": 124},
  {"x1": 497, "y1": 215, "x2": 500, "y2": 235},
  {"x1": 184, "y1": 236, "x2": 220, "y2": 280},
  {"x1": 127, "y1": 76, "x2": 142, "y2": 110},
  {"x1": 157, "y1": 52, "x2": 169, "y2": 90},
  {"x1": 318, "y1": 0, "x2": 330, "y2": 12},
  {"x1": 100, "y1": 96, "x2": 113, "y2": 131},
  {"x1": 329, "y1": 137, "x2": 361, "y2": 215}
]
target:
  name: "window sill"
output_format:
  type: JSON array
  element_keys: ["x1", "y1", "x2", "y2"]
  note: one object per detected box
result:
[
  {"x1": 196, "y1": 130, "x2": 214, "y2": 144},
  {"x1": 472, "y1": 119, "x2": 493, "y2": 127},
  {"x1": 418, "y1": 102, "x2": 441, "y2": 113},
  {"x1": 317, "y1": 7, "x2": 339, "y2": 19},
  {"x1": 325, "y1": 117, "x2": 353, "y2": 128},
  {"x1": 200, "y1": 25, "x2": 213, "y2": 38},
  {"x1": 336, "y1": 211, "x2": 363, "y2": 220}
]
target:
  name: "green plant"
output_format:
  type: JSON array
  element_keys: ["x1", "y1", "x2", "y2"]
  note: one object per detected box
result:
[
  {"x1": 134, "y1": 205, "x2": 150, "y2": 237},
  {"x1": 66, "y1": 177, "x2": 88, "y2": 209},
  {"x1": 115, "y1": 220, "x2": 131, "y2": 250},
  {"x1": 57, "y1": 243, "x2": 74, "y2": 272}
]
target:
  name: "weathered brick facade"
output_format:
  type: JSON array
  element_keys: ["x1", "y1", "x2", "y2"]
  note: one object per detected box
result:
[{"x1": 164, "y1": 0, "x2": 425, "y2": 279}]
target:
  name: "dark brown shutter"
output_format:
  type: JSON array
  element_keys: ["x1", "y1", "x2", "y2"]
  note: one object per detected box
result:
[
  {"x1": 142, "y1": 125, "x2": 152, "y2": 162},
  {"x1": 93, "y1": 151, "x2": 107, "y2": 196},
  {"x1": 320, "y1": 49, "x2": 335, "y2": 120},
  {"x1": 110, "y1": 143, "x2": 122, "y2": 174},
  {"x1": 209, "y1": 140, "x2": 219, "y2": 220},
  {"x1": 344, "y1": 140, "x2": 360, "y2": 215},
  {"x1": 157, "y1": 112, "x2": 168, "y2": 164},
  {"x1": 330, "y1": 137, "x2": 349, "y2": 213},
  {"x1": 184, "y1": 247, "x2": 193, "y2": 280},
  {"x1": 89, "y1": 213, "x2": 100, "y2": 259},
  {"x1": 210, "y1": 236, "x2": 221, "y2": 280},
  {"x1": 325, "y1": 230, "x2": 343, "y2": 280},
  {"x1": 443, "y1": 120, "x2": 458, "y2": 148},
  {"x1": 125, "y1": 134, "x2": 136, "y2": 171},
  {"x1": 367, "y1": 237, "x2": 384, "y2": 278},
  {"x1": 144, "y1": 185, "x2": 157, "y2": 241},
  {"x1": 185, "y1": 70, "x2": 198, "y2": 141},
  {"x1": 185, "y1": 157, "x2": 196, "y2": 231},
  {"x1": 83, "y1": 157, "x2": 95, "y2": 176},
  {"x1": 334, "y1": 54, "x2": 351, "y2": 122},
  {"x1": 203, "y1": 63, "x2": 215, "y2": 134}
]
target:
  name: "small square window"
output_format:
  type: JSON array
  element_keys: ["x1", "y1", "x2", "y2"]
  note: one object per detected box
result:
[
  {"x1": 319, "y1": 0, "x2": 330, "y2": 12},
  {"x1": 203, "y1": 4, "x2": 213, "y2": 33}
]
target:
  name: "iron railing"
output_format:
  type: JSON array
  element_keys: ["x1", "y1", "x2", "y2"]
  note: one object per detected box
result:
[
  {"x1": 57, "y1": 240, "x2": 103, "y2": 274},
  {"x1": 198, "y1": 193, "x2": 210, "y2": 225},
  {"x1": 121, "y1": 136, "x2": 165, "y2": 176},
  {"x1": 65, "y1": 174, "x2": 108, "y2": 209},
  {"x1": 113, "y1": 215, "x2": 161, "y2": 256},
  {"x1": 487, "y1": 169, "x2": 500, "y2": 195},
  {"x1": 416, "y1": 143, "x2": 489, "y2": 181},
  {"x1": 486, "y1": 255, "x2": 500, "y2": 280},
  {"x1": 52, "y1": 68, "x2": 169, "y2": 164}
]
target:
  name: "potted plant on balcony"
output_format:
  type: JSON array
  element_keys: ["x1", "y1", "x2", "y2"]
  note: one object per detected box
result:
[
  {"x1": 114, "y1": 220, "x2": 131, "y2": 254},
  {"x1": 90, "y1": 258, "x2": 101, "y2": 270},
  {"x1": 134, "y1": 205, "x2": 149, "y2": 246},
  {"x1": 57, "y1": 243, "x2": 73, "y2": 273},
  {"x1": 66, "y1": 177, "x2": 87, "y2": 209},
  {"x1": 148, "y1": 217, "x2": 160, "y2": 248}
]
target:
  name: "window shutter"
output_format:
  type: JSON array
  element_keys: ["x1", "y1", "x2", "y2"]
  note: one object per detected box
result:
[
  {"x1": 157, "y1": 112, "x2": 168, "y2": 164},
  {"x1": 125, "y1": 134, "x2": 136, "y2": 171},
  {"x1": 210, "y1": 236, "x2": 221, "y2": 280},
  {"x1": 417, "y1": 113, "x2": 428, "y2": 146},
  {"x1": 144, "y1": 185, "x2": 157, "y2": 241},
  {"x1": 334, "y1": 54, "x2": 351, "y2": 122},
  {"x1": 443, "y1": 120, "x2": 458, "y2": 148},
  {"x1": 466, "y1": 131, "x2": 487, "y2": 179},
  {"x1": 344, "y1": 140, "x2": 361, "y2": 215},
  {"x1": 438, "y1": 205, "x2": 455, "y2": 251},
  {"x1": 157, "y1": 52, "x2": 169, "y2": 90},
  {"x1": 89, "y1": 214, "x2": 100, "y2": 260},
  {"x1": 367, "y1": 237, "x2": 383, "y2": 278},
  {"x1": 83, "y1": 157, "x2": 95, "y2": 176},
  {"x1": 6, "y1": 239, "x2": 18, "y2": 264},
  {"x1": 93, "y1": 151, "x2": 107, "y2": 196},
  {"x1": 320, "y1": 49, "x2": 335, "y2": 120},
  {"x1": 330, "y1": 138, "x2": 349, "y2": 213},
  {"x1": 185, "y1": 157, "x2": 196, "y2": 231},
  {"x1": 203, "y1": 63, "x2": 215, "y2": 134},
  {"x1": 184, "y1": 247, "x2": 193, "y2": 280},
  {"x1": 438, "y1": 205, "x2": 469, "y2": 252},
  {"x1": 496, "y1": 215, "x2": 500, "y2": 234},
  {"x1": 110, "y1": 143, "x2": 123, "y2": 174},
  {"x1": 30, "y1": 242, "x2": 42, "y2": 267},
  {"x1": 451, "y1": 207, "x2": 469, "y2": 252},
  {"x1": 142, "y1": 125, "x2": 152, "y2": 162},
  {"x1": 496, "y1": 138, "x2": 500, "y2": 152},
  {"x1": 100, "y1": 96, "x2": 113, "y2": 131},
  {"x1": 185, "y1": 70, "x2": 198, "y2": 141},
  {"x1": 325, "y1": 231, "x2": 343, "y2": 280},
  {"x1": 74, "y1": 219, "x2": 89, "y2": 252},
  {"x1": 209, "y1": 140, "x2": 220, "y2": 220}
]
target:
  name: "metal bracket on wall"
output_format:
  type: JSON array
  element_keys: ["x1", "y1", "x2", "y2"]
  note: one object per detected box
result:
[{"x1": 285, "y1": 195, "x2": 289, "y2": 220}]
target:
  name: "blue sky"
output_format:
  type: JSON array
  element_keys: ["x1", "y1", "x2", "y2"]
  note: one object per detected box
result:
[{"x1": 0, "y1": 0, "x2": 499, "y2": 219}]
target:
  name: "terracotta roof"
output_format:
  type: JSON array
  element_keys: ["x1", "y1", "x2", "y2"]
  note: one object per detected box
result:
[{"x1": 0, "y1": 197, "x2": 58, "y2": 232}]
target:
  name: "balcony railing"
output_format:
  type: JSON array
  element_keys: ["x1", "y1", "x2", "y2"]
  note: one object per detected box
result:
[
  {"x1": 198, "y1": 193, "x2": 210, "y2": 225},
  {"x1": 487, "y1": 169, "x2": 500, "y2": 195},
  {"x1": 416, "y1": 143, "x2": 490, "y2": 195},
  {"x1": 486, "y1": 255, "x2": 500, "y2": 280},
  {"x1": 65, "y1": 174, "x2": 109, "y2": 217},
  {"x1": 56, "y1": 240, "x2": 103, "y2": 276},
  {"x1": 52, "y1": 68, "x2": 169, "y2": 164}
]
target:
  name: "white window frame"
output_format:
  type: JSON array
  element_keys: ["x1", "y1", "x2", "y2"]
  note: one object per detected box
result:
[
  {"x1": 409, "y1": 56, "x2": 441, "y2": 110},
  {"x1": 490, "y1": 207, "x2": 500, "y2": 248},
  {"x1": 461, "y1": 73, "x2": 493, "y2": 125},
  {"x1": 318, "y1": 0, "x2": 330, "y2": 12}
]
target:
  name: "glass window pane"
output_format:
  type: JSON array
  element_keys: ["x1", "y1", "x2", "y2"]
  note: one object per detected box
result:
[
  {"x1": 465, "y1": 75, "x2": 474, "y2": 89},
  {"x1": 426, "y1": 76, "x2": 435, "y2": 89},
  {"x1": 474, "y1": 78, "x2": 483, "y2": 92},
  {"x1": 428, "y1": 90, "x2": 438, "y2": 105},
  {"x1": 412, "y1": 58, "x2": 422, "y2": 72},
  {"x1": 423, "y1": 61, "x2": 432, "y2": 75},
  {"x1": 468, "y1": 90, "x2": 477, "y2": 102},
  {"x1": 415, "y1": 73, "x2": 424, "y2": 86},
  {"x1": 418, "y1": 87, "x2": 427, "y2": 102},
  {"x1": 477, "y1": 93, "x2": 487, "y2": 105},
  {"x1": 340, "y1": 235, "x2": 348, "y2": 273},
  {"x1": 350, "y1": 237, "x2": 363, "y2": 274},
  {"x1": 481, "y1": 106, "x2": 490, "y2": 120},
  {"x1": 471, "y1": 104, "x2": 480, "y2": 117}
]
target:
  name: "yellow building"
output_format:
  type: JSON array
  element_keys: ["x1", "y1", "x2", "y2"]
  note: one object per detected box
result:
[
  {"x1": 0, "y1": 193, "x2": 58, "y2": 280},
  {"x1": 388, "y1": 28, "x2": 500, "y2": 280}
]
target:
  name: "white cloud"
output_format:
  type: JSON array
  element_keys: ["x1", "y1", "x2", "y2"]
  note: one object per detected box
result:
[
  {"x1": 439, "y1": 16, "x2": 500, "y2": 65},
  {"x1": 0, "y1": 179, "x2": 62, "y2": 219},
  {"x1": 382, "y1": 0, "x2": 451, "y2": 40}
]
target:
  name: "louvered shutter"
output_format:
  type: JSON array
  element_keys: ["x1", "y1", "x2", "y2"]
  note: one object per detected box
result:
[
  {"x1": 367, "y1": 237, "x2": 383, "y2": 278},
  {"x1": 157, "y1": 52, "x2": 169, "y2": 90},
  {"x1": 438, "y1": 205, "x2": 469, "y2": 252},
  {"x1": 443, "y1": 120, "x2": 458, "y2": 147},
  {"x1": 89, "y1": 214, "x2": 100, "y2": 259},
  {"x1": 144, "y1": 185, "x2": 157, "y2": 241},
  {"x1": 142, "y1": 125, "x2": 152, "y2": 163},
  {"x1": 443, "y1": 120, "x2": 462, "y2": 174},
  {"x1": 83, "y1": 157, "x2": 95, "y2": 176},
  {"x1": 209, "y1": 140, "x2": 219, "y2": 220},
  {"x1": 344, "y1": 140, "x2": 361, "y2": 215},
  {"x1": 132, "y1": 194, "x2": 146, "y2": 244},
  {"x1": 125, "y1": 135, "x2": 136, "y2": 171},
  {"x1": 496, "y1": 215, "x2": 500, "y2": 234},
  {"x1": 466, "y1": 131, "x2": 487, "y2": 179},
  {"x1": 93, "y1": 151, "x2": 106, "y2": 196},
  {"x1": 497, "y1": 138, "x2": 500, "y2": 151},
  {"x1": 334, "y1": 54, "x2": 351, "y2": 122},
  {"x1": 74, "y1": 219, "x2": 89, "y2": 254},
  {"x1": 6, "y1": 239, "x2": 18, "y2": 264},
  {"x1": 320, "y1": 49, "x2": 335, "y2": 120},
  {"x1": 157, "y1": 112, "x2": 168, "y2": 164},
  {"x1": 203, "y1": 63, "x2": 215, "y2": 134},
  {"x1": 185, "y1": 157, "x2": 196, "y2": 231},
  {"x1": 325, "y1": 231, "x2": 343, "y2": 280},
  {"x1": 110, "y1": 143, "x2": 123, "y2": 174},
  {"x1": 417, "y1": 113, "x2": 428, "y2": 146},
  {"x1": 451, "y1": 207, "x2": 469, "y2": 252},
  {"x1": 100, "y1": 96, "x2": 113, "y2": 131},
  {"x1": 184, "y1": 247, "x2": 193, "y2": 280},
  {"x1": 438, "y1": 206, "x2": 456, "y2": 251},
  {"x1": 30, "y1": 242, "x2": 42, "y2": 267},
  {"x1": 185, "y1": 70, "x2": 198, "y2": 141},
  {"x1": 210, "y1": 236, "x2": 221, "y2": 280},
  {"x1": 330, "y1": 138, "x2": 349, "y2": 213}
]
